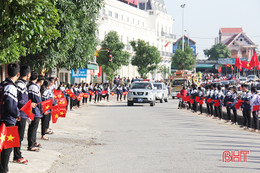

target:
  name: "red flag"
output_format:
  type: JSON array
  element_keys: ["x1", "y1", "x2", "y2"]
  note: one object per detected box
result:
[
  {"x1": 185, "y1": 96, "x2": 190, "y2": 102},
  {"x1": 123, "y1": 92, "x2": 127, "y2": 96},
  {"x1": 164, "y1": 42, "x2": 170, "y2": 47},
  {"x1": 58, "y1": 97, "x2": 67, "y2": 107},
  {"x1": 89, "y1": 91, "x2": 95, "y2": 96},
  {"x1": 227, "y1": 102, "x2": 233, "y2": 105},
  {"x1": 195, "y1": 96, "x2": 200, "y2": 102},
  {"x1": 54, "y1": 90, "x2": 62, "y2": 100},
  {"x1": 41, "y1": 99, "x2": 53, "y2": 113},
  {"x1": 257, "y1": 64, "x2": 260, "y2": 70},
  {"x1": 199, "y1": 100, "x2": 204, "y2": 105},
  {"x1": 77, "y1": 95, "x2": 82, "y2": 101},
  {"x1": 83, "y1": 93, "x2": 89, "y2": 98},
  {"x1": 226, "y1": 64, "x2": 231, "y2": 67},
  {"x1": 176, "y1": 93, "x2": 180, "y2": 98},
  {"x1": 218, "y1": 67, "x2": 221, "y2": 73},
  {"x1": 59, "y1": 107, "x2": 67, "y2": 118},
  {"x1": 241, "y1": 61, "x2": 252, "y2": 70},
  {"x1": 98, "y1": 66, "x2": 102, "y2": 77},
  {"x1": 214, "y1": 100, "x2": 220, "y2": 107},
  {"x1": 0, "y1": 123, "x2": 7, "y2": 152},
  {"x1": 190, "y1": 99, "x2": 194, "y2": 104},
  {"x1": 66, "y1": 89, "x2": 71, "y2": 95},
  {"x1": 51, "y1": 111, "x2": 59, "y2": 123},
  {"x1": 20, "y1": 100, "x2": 35, "y2": 121},
  {"x1": 69, "y1": 93, "x2": 73, "y2": 97},
  {"x1": 207, "y1": 98, "x2": 212, "y2": 103},
  {"x1": 249, "y1": 51, "x2": 259, "y2": 67},
  {"x1": 235, "y1": 58, "x2": 242, "y2": 71},
  {"x1": 111, "y1": 92, "x2": 115, "y2": 96},
  {"x1": 4, "y1": 126, "x2": 20, "y2": 149},
  {"x1": 101, "y1": 91, "x2": 108, "y2": 95},
  {"x1": 253, "y1": 105, "x2": 260, "y2": 112},
  {"x1": 72, "y1": 95, "x2": 77, "y2": 100},
  {"x1": 235, "y1": 102, "x2": 242, "y2": 109},
  {"x1": 231, "y1": 65, "x2": 234, "y2": 71}
]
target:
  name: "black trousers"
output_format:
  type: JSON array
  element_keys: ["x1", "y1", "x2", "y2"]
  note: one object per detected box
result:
[
  {"x1": 193, "y1": 102, "x2": 197, "y2": 112},
  {"x1": 41, "y1": 113, "x2": 50, "y2": 136},
  {"x1": 218, "y1": 106, "x2": 223, "y2": 119},
  {"x1": 13, "y1": 118, "x2": 27, "y2": 160},
  {"x1": 232, "y1": 108, "x2": 238, "y2": 123},
  {"x1": 199, "y1": 104, "x2": 203, "y2": 114},
  {"x1": 66, "y1": 97, "x2": 69, "y2": 110},
  {"x1": 0, "y1": 122, "x2": 14, "y2": 173},
  {"x1": 28, "y1": 117, "x2": 40, "y2": 149},
  {"x1": 206, "y1": 103, "x2": 210, "y2": 114},
  {"x1": 89, "y1": 95, "x2": 92, "y2": 102},
  {"x1": 117, "y1": 94, "x2": 122, "y2": 101},
  {"x1": 252, "y1": 111, "x2": 259, "y2": 130},
  {"x1": 214, "y1": 106, "x2": 218, "y2": 117},
  {"x1": 209, "y1": 103, "x2": 214, "y2": 115},
  {"x1": 226, "y1": 106, "x2": 231, "y2": 120},
  {"x1": 70, "y1": 98, "x2": 73, "y2": 109},
  {"x1": 242, "y1": 109, "x2": 251, "y2": 128}
]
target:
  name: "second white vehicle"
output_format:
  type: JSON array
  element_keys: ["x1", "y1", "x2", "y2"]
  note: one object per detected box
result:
[{"x1": 153, "y1": 83, "x2": 169, "y2": 103}]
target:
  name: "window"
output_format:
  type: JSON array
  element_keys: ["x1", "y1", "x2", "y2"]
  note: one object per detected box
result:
[
  {"x1": 108, "y1": 11, "x2": 112, "y2": 17},
  {"x1": 115, "y1": 13, "x2": 118, "y2": 19},
  {"x1": 139, "y1": 3, "x2": 145, "y2": 10}
]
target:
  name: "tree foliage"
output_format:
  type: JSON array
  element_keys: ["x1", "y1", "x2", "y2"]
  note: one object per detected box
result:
[
  {"x1": 158, "y1": 65, "x2": 170, "y2": 80},
  {"x1": 171, "y1": 47, "x2": 196, "y2": 70},
  {"x1": 96, "y1": 31, "x2": 130, "y2": 82},
  {"x1": 203, "y1": 43, "x2": 231, "y2": 60},
  {"x1": 0, "y1": 0, "x2": 60, "y2": 64},
  {"x1": 130, "y1": 39, "x2": 161, "y2": 78},
  {"x1": 20, "y1": 0, "x2": 103, "y2": 71}
]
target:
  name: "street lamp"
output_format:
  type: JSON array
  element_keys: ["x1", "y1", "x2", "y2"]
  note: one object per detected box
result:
[
  {"x1": 184, "y1": 30, "x2": 189, "y2": 47},
  {"x1": 180, "y1": 4, "x2": 186, "y2": 51}
]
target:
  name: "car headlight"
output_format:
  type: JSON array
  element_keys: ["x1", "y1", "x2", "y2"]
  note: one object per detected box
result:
[
  {"x1": 148, "y1": 91, "x2": 153, "y2": 95},
  {"x1": 129, "y1": 91, "x2": 134, "y2": 95}
]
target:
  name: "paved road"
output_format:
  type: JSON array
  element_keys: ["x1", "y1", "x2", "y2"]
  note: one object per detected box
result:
[{"x1": 9, "y1": 98, "x2": 260, "y2": 173}]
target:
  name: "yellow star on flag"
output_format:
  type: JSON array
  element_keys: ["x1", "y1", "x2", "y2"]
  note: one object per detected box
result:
[
  {"x1": 55, "y1": 114, "x2": 59, "y2": 119},
  {"x1": 7, "y1": 134, "x2": 15, "y2": 142},
  {"x1": 247, "y1": 64, "x2": 249, "y2": 67},
  {"x1": 28, "y1": 110, "x2": 32, "y2": 114},
  {"x1": 0, "y1": 133, "x2": 6, "y2": 142},
  {"x1": 60, "y1": 112, "x2": 64, "y2": 115},
  {"x1": 63, "y1": 101, "x2": 65, "y2": 104},
  {"x1": 46, "y1": 105, "x2": 50, "y2": 109}
]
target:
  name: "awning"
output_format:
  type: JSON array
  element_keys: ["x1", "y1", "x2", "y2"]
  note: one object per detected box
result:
[{"x1": 196, "y1": 64, "x2": 215, "y2": 68}]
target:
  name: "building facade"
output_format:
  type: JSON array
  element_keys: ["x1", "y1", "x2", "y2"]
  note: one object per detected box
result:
[
  {"x1": 217, "y1": 28, "x2": 257, "y2": 60},
  {"x1": 97, "y1": 0, "x2": 175, "y2": 81}
]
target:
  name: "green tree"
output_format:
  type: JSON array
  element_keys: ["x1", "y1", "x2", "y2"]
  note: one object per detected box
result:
[
  {"x1": 20, "y1": 0, "x2": 103, "y2": 73},
  {"x1": 171, "y1": 47, "x2": 196, "y2": 70},
  {"x1": 203, "y1": 43, "x2": 231, "y2": 60},
  {"x1": 0, "y1": 0, "x2": 60, "y2": 64},
  {"x1": 97, "y1": 31, "x2": 130, "y2": 82},
  {"x1": 158, "y1": 65, "x2": 170, "y2": 80},
  {"x1": 130, "y1": 39, "x2": 161, "y2": 78}
]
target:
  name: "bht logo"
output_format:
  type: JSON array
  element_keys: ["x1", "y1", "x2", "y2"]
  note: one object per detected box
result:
[{"x1": 223, "y1": 151, "x2": 250, "y2": 162}]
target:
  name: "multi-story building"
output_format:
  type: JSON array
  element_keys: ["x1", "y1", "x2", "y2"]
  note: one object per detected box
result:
[
  {"x1": 216, "y1": 27, "x2": 257, "y2": 60},
  {"x1": 97, "y1": 0, "x2": 175, "y2": 81}
]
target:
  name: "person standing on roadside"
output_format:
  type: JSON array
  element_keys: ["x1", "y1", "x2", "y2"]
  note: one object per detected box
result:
[
  {"x1": 250, "y1": 87, "x2": 259, "y2": 132},
  {"x1": 27, "y1": 73, "x2": 44, "y2": 152},
  {"x1": 14, "y1": 65, "x2": 36, "y2": 164},
  {"x1": 0, "y1": 63, "x2": 20, "y2": 173},
  {"x1": 241, "y1": 84, "x2": 252, "y2": 130}
]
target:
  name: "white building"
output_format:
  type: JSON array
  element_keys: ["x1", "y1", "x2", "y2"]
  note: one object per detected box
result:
[{"x1": 97, "y1": 0, "x2": 175, "y2": 81}]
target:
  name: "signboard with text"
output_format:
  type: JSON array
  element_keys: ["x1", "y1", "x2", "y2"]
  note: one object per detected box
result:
[
  {"x1": 72, "y1": 69, "x2": 87, "y2": 78},
  {"x1": 218, "y1": 58, "x2": 247, "y2": 65}
]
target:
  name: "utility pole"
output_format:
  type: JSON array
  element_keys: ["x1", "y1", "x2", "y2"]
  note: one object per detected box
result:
[{"x1": 181, "y1": 4, "x2": 186, "y2": 51}]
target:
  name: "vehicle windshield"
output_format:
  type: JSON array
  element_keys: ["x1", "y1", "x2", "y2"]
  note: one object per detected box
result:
[
  {"x1": 172, "y1": 80, "x2": 186, "y2": 86},
  {"x1": 130, "y1": 83, "x2": 152, "y2": 90},
  {"x1": 240, "y1": 78, "x2": 246, "y2": 81},
  {"x1": 153, "y1": 84, "x2": 163, "y2": 90},
  {"x1": 247, "y1": 76, "x2": 256, "y2": 79}
]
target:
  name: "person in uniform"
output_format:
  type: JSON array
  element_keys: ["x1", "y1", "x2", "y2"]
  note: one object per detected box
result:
[
  {"x1": 230, "y1": 86, "x2": 238, "y2": 125},
  {"x1": 197, "y1": 87, "x2": 204, "y2": 115},
  {"x1": 224, "y1": 85, "x2": 232, "y2": 123},
  {"x1": 250, "y1": 87, "x2": 259, "y2": 132},
  {"x1": 216, "y1": 85, "x2": 224, "y2": 120},
  {"x1": 241, "y1": 84, "x2": 252, "y2": 129}
]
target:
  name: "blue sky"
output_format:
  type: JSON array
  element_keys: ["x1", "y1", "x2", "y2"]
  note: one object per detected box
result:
[{"x1": 164, "y1": 0, "x2": 260, "y2": 58}]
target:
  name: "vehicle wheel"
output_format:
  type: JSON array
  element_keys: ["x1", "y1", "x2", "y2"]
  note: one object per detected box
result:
[
  {"x1": 172, "y1": 96, "x2": 175, "y2": 99},
  {"x1": 150, "y1": 101, "x2": 155, "y2": 107},
  {"x1": 164, "y1": 98, "x2": 168, "y2": 102},
  {"x1": 160, "y1": 99, "x2": 163, "y2": 103},
  {"x1": 127, "y1": 101, "x2": 133, "y2": 106}
]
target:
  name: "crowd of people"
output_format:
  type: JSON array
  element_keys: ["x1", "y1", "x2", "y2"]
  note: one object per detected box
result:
[
  {"x1": 178, "y1": 82, "x2": 260, "y2": 134},
  {"x1": 0, "y1": 63, "x2": 142, "y2": 173}
]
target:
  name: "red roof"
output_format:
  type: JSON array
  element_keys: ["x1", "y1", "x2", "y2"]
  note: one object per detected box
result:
[{"x1": 220, "y1": 28, "x2": 243, "y2": 34}]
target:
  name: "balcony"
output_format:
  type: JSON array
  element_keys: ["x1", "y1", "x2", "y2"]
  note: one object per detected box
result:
[{"x1": 161, "y1": 32, "x2": 176, "y2": 40}]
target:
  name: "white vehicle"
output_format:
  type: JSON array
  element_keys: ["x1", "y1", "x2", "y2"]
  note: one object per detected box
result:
[
  {"x1": 239, "y1": 77, "x2": 247, "y2": 83},
  {"x1": 247, "y1": 75, "x2": 258, "y2": 81},
  {"x1": 153, "y1": 83, "x2": 169, "y2": 103},
  {"x1": 127, "y1": 82, "x2": 156, "y2": 106}
]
